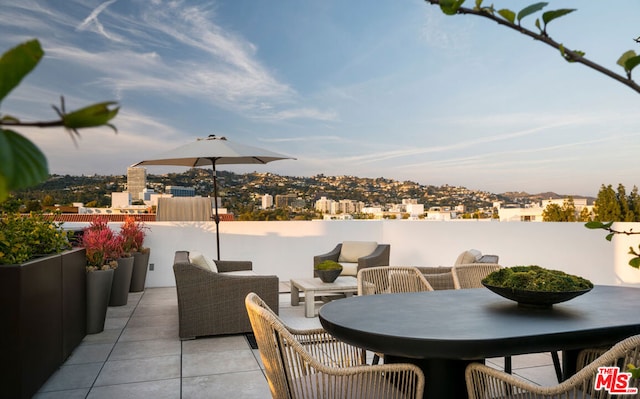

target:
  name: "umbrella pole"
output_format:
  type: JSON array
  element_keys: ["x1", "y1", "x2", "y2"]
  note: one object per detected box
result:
[{"x1": 210, "y1": 160, "x2": 221, "y2": 260}]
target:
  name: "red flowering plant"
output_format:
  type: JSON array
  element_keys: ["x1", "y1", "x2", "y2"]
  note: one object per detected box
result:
[
  {"x1": 82, "y1": 217, "x2": 119, "y2": 271},
  {"x1": 119, "y1": 216, "x2": 147, "y2": 254}
]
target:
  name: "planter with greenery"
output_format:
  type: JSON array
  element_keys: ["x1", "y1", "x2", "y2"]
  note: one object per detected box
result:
[
  {"x1": 482, "y1": 265, "x2": 594, "y2": 308},
  {"x1": 119, "y1": 216, "x2": 150, "y2": 292},
  {"x1": 82, "y1": 217, "x2": 118, "y2": 333},
  {"x1": 314, "y1": 260, "x2": 343, "y2": 283},
  {"x1": 0, "y1": 212, "x2": 86, "y2": 399}
]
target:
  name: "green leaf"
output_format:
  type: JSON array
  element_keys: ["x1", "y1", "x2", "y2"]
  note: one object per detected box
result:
[
  {"x1": 617, "y1": 50, "x2": 637, "y2": 69},
  {"x1": 535, "y1": 18, "x2": 541, "y2": 31},
  {"x1": 474, "y1": 0, "x2": 483, "y2": 10},
  {"x1": 625, "y1": 56, "x2": 640, "y2": 74},
  {"x1": 605, "y1": 233, "x2": 614, "y2": 241},
  {"x1": 0, "y1": 39, "x2": 43, "y2": 104},
  {"x1": 61, "y1": 101, "x2": 120, "y2": 130},
  {"x1": 0, "y1": 129, "x2": 48, "y2": 202},
  {"x1": 585, "y1": 221, "x2": 612, "y2": 229},
  {"x1": 497, "y1": 9, "x2": 516, "y2": 24},
  {"x1": 542, "y1": 9, "x2": 576, "y2": 26},
  {"x1": 629, "y1": 257, "x2": 640, "y2": 269},
  {"x1": 440, "y1": 0, "x2": 466, "y2": 15},
  {"x1": 517, "y1": 2, "x2": 548, "y2": 23}
]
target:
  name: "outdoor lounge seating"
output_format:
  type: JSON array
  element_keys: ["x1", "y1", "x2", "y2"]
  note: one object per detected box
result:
[
  {"x1": 465, "y1": 334, "x2": 640, "y2": 398},
  {"x1": 245, "y1": 292, "x2": 425, "y2": 399},
  {"x1": 314, "y1": 241, "x2": 390, "y2": 277},
  {"x1": 173, "y1": 250, "x2": 279, "y2": 339}
]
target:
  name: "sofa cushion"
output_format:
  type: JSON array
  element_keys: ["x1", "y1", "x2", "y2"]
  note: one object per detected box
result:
[
  {"x1": 455, "y1": 249, "x2": 482, "y2": 265},
  {"x1": 221, "y1": 270, "x2": 258, "y2": 276},
  {"x1": 338, "y1": 241, "x2": 378, "y2": 263},
  {"x1": 338, "y1": 262, "x2": 358, "y2": 276},
  {"x1": 189, "y1": 251, "x2": 218, "y2": 272}
]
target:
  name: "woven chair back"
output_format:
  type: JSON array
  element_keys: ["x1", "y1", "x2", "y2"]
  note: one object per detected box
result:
[
  {"x1": 467, "y1": 334, "x2": 640, "y2": 399},
  {"x1": 357, "y1": 266, "x2": 433, "y2": 296},
  {"x1": 452, "y1": 264, "x2": 501, "y2": 289},
  {"x1": 246, "y1": 293, "x2": 425, "y2": 399}
]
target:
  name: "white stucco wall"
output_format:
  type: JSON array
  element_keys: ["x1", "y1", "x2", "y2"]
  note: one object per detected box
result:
[{"x1": 64, "y1": 220, "x2": 638, "y2": 289}]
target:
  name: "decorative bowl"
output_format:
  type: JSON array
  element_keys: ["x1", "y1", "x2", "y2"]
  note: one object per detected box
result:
[
  {"x1": 316, "y1": 268, "x2": 342, "y2": 283},
  {"x1": 482, "y1": 282, "x2": 592, "y2": 309}
]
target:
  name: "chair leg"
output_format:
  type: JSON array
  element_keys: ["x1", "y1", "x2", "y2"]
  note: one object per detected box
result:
[
  {"x1": 551, "y1": 351, "x2": 563, "y2": 382},
  {"x1": 504, "y1": 356, "x2": 512, "y2": 374}
]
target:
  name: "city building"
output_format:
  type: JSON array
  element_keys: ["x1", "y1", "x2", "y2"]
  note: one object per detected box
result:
[
  {"x1": 262, "y1": 194, "x2": 273, "y2": 209},
  {"x1": 126, "y1": 167, "x2": 147, "y2": 201},
  {"x1": 166, "y1": 186, "x2": 196, "y2": 197}
]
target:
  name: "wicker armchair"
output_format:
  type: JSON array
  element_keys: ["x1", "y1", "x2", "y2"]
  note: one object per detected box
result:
[
  {"x1": 357, "y1": 266, "x2": 434, "y2": 295},
  {"x1": 451, "y1": 263, "x2": 501, "y2": 289},
  {"x1": 314, "y1": 242, "x2": 390, "y2": 277},
  {"x1": 416, "y1": 266, "x2": 458, "y2": 290},
  {"x1": 173, "y1": 251, "x2": 279, "y2": 339},
  {"x1": 466, "y1": 334, "x2": 640, "y2": 399},
  {"x1": 245, "y1": 293, "x2": 425, "y2": 399}
]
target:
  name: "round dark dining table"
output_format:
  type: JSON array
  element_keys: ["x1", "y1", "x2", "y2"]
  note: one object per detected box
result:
[{"x1": 318, "y1": 285, "x2": 640, "y2": 399}]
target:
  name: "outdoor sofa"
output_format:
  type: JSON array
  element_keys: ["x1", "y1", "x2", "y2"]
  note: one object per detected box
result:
[{"x1": 173, "y1": 250, "x2": 279, "y2": 339}]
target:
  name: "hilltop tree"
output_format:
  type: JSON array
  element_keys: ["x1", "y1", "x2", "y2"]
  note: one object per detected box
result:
[
  {"x1": 542, "y1": 197, "x2": 576, "y2": 222},
  {"x1": 579, "y1": 207, "x2": 592, "y2": 222},
  {"x1": 593, "y1": 185, "x2": 622, "y2": 222}
]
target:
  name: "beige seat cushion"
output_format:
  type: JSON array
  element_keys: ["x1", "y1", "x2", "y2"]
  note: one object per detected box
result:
[
  {"x1": 338, "y1": 241, "x2": 378, "y2": 263},
  {"x1": 188, "y1": 251, "x2": 219, "y2": 272},
  {"x1": 338, "y1": 262, "x2": 358, "y2": 276},
  {"x1": 221, "y1": 270, "x2": 257, "y2": 276}
]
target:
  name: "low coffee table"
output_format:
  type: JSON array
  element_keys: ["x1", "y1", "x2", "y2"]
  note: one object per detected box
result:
[{"x1": 290, "y1": 276, "x2": 358, "y2": 317}]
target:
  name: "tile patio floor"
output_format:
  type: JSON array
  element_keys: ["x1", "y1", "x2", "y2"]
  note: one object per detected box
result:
[{"x1": 35, "y1": 287, "x2": 562, "y2": 398}]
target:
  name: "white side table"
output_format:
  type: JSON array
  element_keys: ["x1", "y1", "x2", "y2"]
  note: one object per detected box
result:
[{"x1": 290, "y1": 276, "x2": 358, "y2": 317}]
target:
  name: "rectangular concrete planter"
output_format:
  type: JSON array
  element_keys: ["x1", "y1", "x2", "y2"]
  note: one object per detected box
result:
[{"x1": 0, "y1": 248, "x2": 86, "y2": 399}]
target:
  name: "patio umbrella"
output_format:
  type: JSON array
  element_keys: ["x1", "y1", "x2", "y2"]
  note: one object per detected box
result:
[{"x1": 133, "y1": 135, "x2": 295, "y2": 260}]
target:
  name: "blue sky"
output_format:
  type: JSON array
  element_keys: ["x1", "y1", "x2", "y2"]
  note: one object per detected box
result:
[{"x1": 1, "y1": 0, "x2": 639, "y2": 196}]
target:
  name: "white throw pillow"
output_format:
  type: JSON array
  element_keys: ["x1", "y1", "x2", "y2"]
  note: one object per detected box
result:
[
  {"x1": 188, "y1": 251, "x2": 218, "y2": 272},
  {"x1": 455, "y1": 249, "x2": 483, "y2": 265},
  {"x1": 338, "y1": 241, "x2": 378, "y2": 263}
]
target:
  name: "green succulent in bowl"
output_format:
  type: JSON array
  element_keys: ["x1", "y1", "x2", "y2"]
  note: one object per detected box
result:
[
  {"x1": 315, "y1": 260, "x2": 343, "y2": 271},
  {"x1": 482, "y1": 265, "x2": 593, "y2": 292}
]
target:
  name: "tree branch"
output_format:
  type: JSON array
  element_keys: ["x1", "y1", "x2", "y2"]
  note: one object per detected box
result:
[{"x1": 424, "y1": 0, "x2": 640, "y2": 95}]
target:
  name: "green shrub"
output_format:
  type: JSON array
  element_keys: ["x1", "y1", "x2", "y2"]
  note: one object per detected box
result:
[{"x1": 0, "y1": 212, "x2": 71, "y2": 264}]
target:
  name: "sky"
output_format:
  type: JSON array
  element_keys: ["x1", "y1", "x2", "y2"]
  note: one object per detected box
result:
[{"x1": 1, "y1": 0, "x2": 639, "y2": 197}]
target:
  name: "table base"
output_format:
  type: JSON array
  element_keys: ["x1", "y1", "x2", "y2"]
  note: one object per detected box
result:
[{"x1": 385, "y1": 355, "x2": 478, "y2": 399}]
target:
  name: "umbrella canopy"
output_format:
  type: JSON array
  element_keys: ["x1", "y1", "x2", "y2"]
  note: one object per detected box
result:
[{"x1": 133, "y1": 135, "x2": 295, "y2": 259}]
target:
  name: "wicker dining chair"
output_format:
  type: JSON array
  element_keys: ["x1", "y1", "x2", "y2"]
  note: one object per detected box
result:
[
  {"x1": 357, "y1": 266, "x2": 433, "y2": 364},
  {"x1": 245, "y1": 293, "x2": 425, "y2": 399},
  {"x1": 451, "y1": 263, "x2": 501, "y2": 289},
  {"x1": 466, "y1": 334, "x2": 640, "y2": 399},
  {"x1": 357, "y1": 266, "x2": 434, "y2": 296}
]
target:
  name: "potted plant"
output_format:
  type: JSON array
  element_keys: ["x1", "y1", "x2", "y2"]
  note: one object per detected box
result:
[
  {"x1": 108, "y1": 233, "x2": 134, "y2": 307},
  {"x1": 314, "y1": 260, "x2": 343, "y2": 283},
  {"x1": 82, "y1": 217, "x2": 117, "y2": 333},
  {"x1": 481, "y1": 265, "x2": 594, "y2": 308},
  {"x1": 0, "y1": 211, "x2": 86, "y2": 399},
  {"x1": 119, "y1": 216, "x2": 150, "y2": 292}
]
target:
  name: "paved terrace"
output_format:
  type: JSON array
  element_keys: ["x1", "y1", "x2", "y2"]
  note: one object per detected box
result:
[{"x1": 36, "y1": 287, "x2": 562, "y2": 399}]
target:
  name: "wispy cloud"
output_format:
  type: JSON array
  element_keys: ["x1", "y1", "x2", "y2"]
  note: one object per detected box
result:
[{"x1": 76, "y1": 0, "x2": 119, "y2": 41}]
